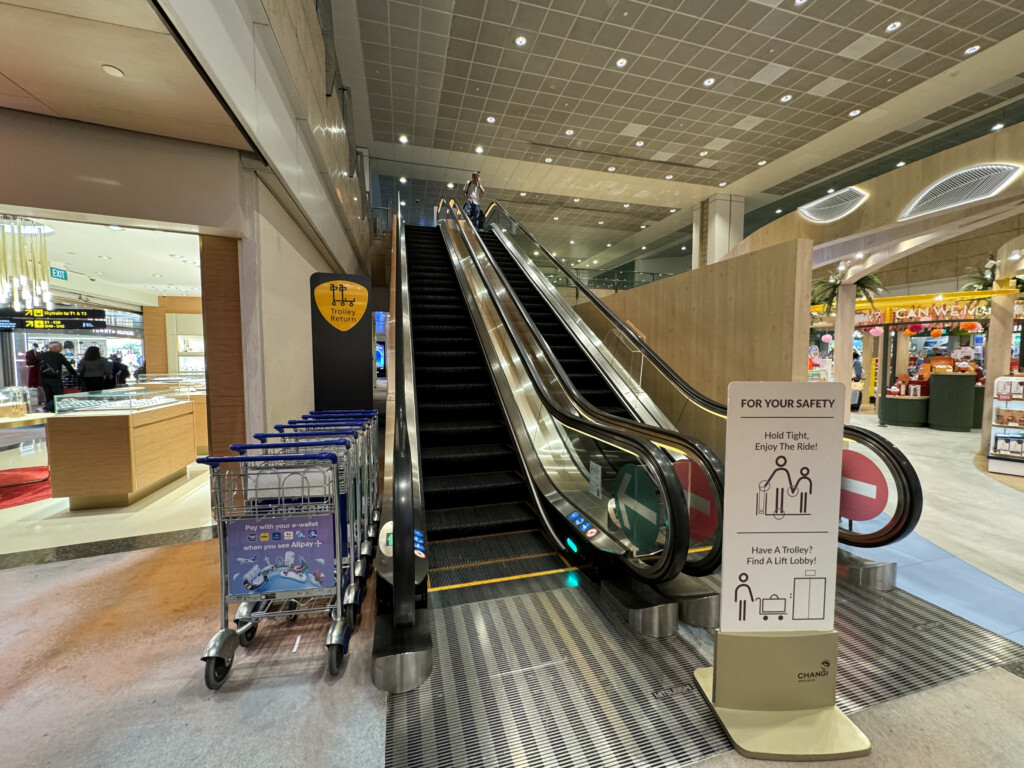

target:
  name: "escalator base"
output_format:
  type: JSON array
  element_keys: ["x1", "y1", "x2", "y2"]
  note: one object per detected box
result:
[{"x1": 385, "y1": 582, "x2": 1024, "y2": 767}]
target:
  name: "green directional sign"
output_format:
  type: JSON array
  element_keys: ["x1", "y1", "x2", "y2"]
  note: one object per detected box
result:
[{"x1": 613, "y1": 464, "x2": 661, "y2": 552}]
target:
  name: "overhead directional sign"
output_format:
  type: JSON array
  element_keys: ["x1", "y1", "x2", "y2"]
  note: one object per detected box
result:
[{"x1": 613, "y1": 464, "x2": 660, "y2": 552}]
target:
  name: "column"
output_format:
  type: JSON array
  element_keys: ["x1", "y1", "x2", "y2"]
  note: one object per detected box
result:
[
  {"x1": 690, "y1": 194, "x2": 745, "y2": 268},
  {"x1": 833, "y1": 282, "x2": 856, "y2": 422}
]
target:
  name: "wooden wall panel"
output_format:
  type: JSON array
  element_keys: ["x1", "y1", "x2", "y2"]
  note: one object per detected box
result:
[
  {"x1": 200, "y1": 235, "x2": 247, "y2": 455},
  {"x1": 577, "y1": 239, "x2": 813, "y2": 458}
]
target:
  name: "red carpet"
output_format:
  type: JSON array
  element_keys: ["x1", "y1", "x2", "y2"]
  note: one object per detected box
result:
[{"x1": 0, "y1": 467, "x2": 52, "y2": 510}]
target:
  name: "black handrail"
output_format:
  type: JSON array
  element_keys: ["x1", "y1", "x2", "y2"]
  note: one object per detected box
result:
[
  {"x1": 440, "y1": 200, "x2": 691, "y2": 583},
  {"x1": 486, "y1": 202, "x2": 924, "y2": 547},
  {"x1": 391, "y1": 197, "x2": 419, "y2": 627}
]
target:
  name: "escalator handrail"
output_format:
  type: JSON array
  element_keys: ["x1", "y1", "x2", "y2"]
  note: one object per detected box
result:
[
  {"x1": 391, "y1": 196, "x2": 422, "y2": 627},
  {"x1": 485, "y1": 201, "x2": 925, "y2": 547},
  {"x1": 440, "y1": 199, "x2": 690, "y2": 583}
]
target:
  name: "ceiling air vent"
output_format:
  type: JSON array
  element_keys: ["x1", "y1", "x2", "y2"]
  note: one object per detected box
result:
[
  {"x1": 899, "y1": 164, "x2": 1022, "y2": 221},
  {"x1": 798, "y1": 187, "x2": 868, "y2": 223}
]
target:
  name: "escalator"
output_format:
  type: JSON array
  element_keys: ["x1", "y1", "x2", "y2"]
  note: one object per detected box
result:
[
  {"x1": 482, "y1": 230, "x2": 632, "y2": 419},
  {"x1": 404, "y1": 225, "x2": 565, "y2": 592}
]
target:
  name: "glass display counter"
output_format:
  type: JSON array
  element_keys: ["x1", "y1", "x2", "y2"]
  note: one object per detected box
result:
[
  {"x1": 0, "y1": 386, "x2": 31, "y2": 419},
  {"x1": 46, "y1": 388, "x2": 197, "y2": 508},
  {"x1": 136, "y1": 373, "x2": 208, "y2": 454}
]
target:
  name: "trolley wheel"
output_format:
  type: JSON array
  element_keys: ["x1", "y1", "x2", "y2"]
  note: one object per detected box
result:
[
  {"x1": 345, "y1": 603, "x2": 357, "y2": 629},
  {"x1": 204, "y1": 657, "x2": 231, "y2": 690},
  {"x1": 327, "y1": 644, "x2": 345, "y2": 676},
  {"x1": 286, "y1": 599, "x2": 299, "y2": 621},
  {"x1": 237, "y1": 623, "x2": 257, "y2": 647}
]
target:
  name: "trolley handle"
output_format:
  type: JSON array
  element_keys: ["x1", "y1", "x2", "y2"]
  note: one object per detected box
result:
[
  {"x1": 197, "y1": 452, "x2": 339, "y2": 467},
  {"x1": 272, "y1": 424, "x2": 364, "y2": 433},
  {"x1": 255, "y1": 430, "x2": 357, "y2": 442},
  {"x1": 308, "y1": 410, "x2": 378, "y2": 416},
  {"x1": 231, "y1": 439, "x2": 351, "y2": 455}
]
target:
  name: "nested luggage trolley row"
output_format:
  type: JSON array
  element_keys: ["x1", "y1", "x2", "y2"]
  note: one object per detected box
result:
[{"x1": 198, "y1": 410, "x2": 380, "y2": 690}]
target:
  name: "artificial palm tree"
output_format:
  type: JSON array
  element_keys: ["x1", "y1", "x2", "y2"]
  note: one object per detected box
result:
[
  {"x1": 811, "y1": 271, "x2": 884, "y2": 314},
  {"x1": 960, "y1": 263, "x2": 994, "y2": 292}
]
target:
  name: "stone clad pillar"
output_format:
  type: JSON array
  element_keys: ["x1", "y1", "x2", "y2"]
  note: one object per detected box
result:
[{"x1": 691, "y1": 194, "x2": 745, "y2": 268}]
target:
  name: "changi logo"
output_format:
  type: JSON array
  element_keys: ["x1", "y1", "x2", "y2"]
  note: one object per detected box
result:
[
  {"x1": 797, "y1": 659, "x2": 831, "y2": 681},
  {"x1": 313, "y1": 280, "x2": 368, "y2": 332}
]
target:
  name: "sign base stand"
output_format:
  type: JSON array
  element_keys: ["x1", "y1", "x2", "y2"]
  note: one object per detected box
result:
[
  {"x1": 695, "y1": 630, "x2": 870, "y2": 761},
  {"x1": 695, "y1": 667, "x2": 870, "y2": 761}
]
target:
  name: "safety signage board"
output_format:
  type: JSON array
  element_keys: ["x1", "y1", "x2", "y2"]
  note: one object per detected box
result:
[{"x1": 720, "y1": 382, "x2": 845, "y2": 633}]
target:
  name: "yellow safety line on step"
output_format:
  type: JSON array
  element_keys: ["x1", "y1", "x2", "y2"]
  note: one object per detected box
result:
[
  {"x1": 689, "y1": 545, "x2": 713, "y2": 554},
  {"x1": 427, "y1": 567, "x2": 577, "y2": 592}
]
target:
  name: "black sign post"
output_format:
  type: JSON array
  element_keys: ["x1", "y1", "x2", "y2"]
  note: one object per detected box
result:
[{"x1": 309, "y1": 273, "x2": 373, "y2": 410}]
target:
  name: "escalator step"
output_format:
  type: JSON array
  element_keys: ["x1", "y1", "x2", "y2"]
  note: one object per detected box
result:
[
  {"x1": 419, "y1": 420, "x2": 510, "y2": 446},
  {"x1": 418, "y1": 401, "x2": 501, "y2": 421},
  {"x1": 426, "y1": 502, "x2": 539, "y2": 540},
  {"x1": 428, "y1": 529, "x2": 554, "y2": 569},
  {"x1": 428, "y1": 552, "x2": 567, "y2": 588},
  {"x1": 421, "y1": 443, "x2": 516, "y2": 474},
  {"x1": 424, "y1": 471, "x2": 527, "y2": 509}
]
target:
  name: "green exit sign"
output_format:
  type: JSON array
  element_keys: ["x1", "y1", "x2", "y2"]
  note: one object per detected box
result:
[{"x1": 49, "y1": 266, "x2": 68, "y2": 281}]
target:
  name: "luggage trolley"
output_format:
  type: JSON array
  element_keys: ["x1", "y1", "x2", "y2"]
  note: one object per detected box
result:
[
  {"x1": 232, "y1": 438, "x2": 364, "y2": 626},
  {"x1": 197, "y1": 453, "x2": 352, "y2": 690},
  {"x1": 254, "y1": 429, "x2": 372, "y2": 586},
  {"x1": 303, "y1": 411, "x2": 380, "y2": 520}
]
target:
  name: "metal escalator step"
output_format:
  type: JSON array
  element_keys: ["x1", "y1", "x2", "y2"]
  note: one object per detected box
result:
[
  {"x1": 421, "y1": 443, "x2": 515, "y2": 474},
  {"x1": 428, "y1": 552, "x2": 567, "y2": 588},
  {"x1": 417, "y1": 366, "x2": 490, "y2": 383},
  {"x1": 419, "y1": 420, "x2": 509, "y2": 447},
  {"x1": 418, "y1": 401, "x2": 501, "y2": 421},
  {"x1": 426, "y1": 502, "x2": 537, "y2": 538},
  {"x1": 428, "y1": 529, "x2": 553, "y2": 566},
  {"x1": 424, "y1": 471, "x2": 527, "y2": 509}
]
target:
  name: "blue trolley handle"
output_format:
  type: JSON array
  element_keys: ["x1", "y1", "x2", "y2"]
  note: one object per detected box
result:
[
  {"x1": 254, "y1": 430, "x2": 356, "y2": 442},
  {"x1": 308, "y1": 410, "x2": 377, "y2": 416},
  {"x1": 231, "y1": 439, "x2": 352, "y2": 455},
  {"x1": 197, "y1": 452, "x2": 339, "y2": 468}
]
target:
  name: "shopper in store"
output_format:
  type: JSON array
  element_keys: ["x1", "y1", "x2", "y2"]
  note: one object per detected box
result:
[
  {"x1": 109, "y1": 354, "x2": 129, "y2": 388},
  {"x1": 24, "y1": 343, "x2": 41, "y2": 406},
  {"x1": 37, "y1": 341, "x2": 78, "y2": 412},
  {"x1": 77, "y1": 346, "x2": 112, "y2": 392}
]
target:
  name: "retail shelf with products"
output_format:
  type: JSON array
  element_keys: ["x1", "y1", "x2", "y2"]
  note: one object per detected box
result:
[
  {"x1": 0, "y1": 386, "x2": 30, "y2": 419},
  {"x1": 988, "y1": 376, "x2": 1024, "y2": 477},
  {"x1": 47, "y1": 388, "x2": 196, "y2": 508}
]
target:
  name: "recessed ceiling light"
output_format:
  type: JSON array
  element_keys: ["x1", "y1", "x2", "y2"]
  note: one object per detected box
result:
[
  {"x1": 447, "y1": 182, "x2": 455, "y2": 189},
  {"x1": 184, "y1": 259, "x2": 198, "y2": 264},
  {"x1": 398, "y1": 134, "x2": 408, "y2": 144},
  {"x1": 992, "y1": 123, "x2": 1005, "y2": 131},
  {"x1": 615, "y1": 58, "x2": 628, "y2": 68},
  {"x1": 399, "y1": 201, "x2": 406, "y2": 207},
  {"x1": 848, "y1": 109, "x2": 861, "y2": 117},
  {"x1": 399, "y1": 177, "x2": 407, "y2": 183},
  {"x1": 570, "y1": 240, "x2": 575, "y2": 244},
  {"x1": 757, "y1": 160, "x2": 767, "y2": 166},
  {"x1": 896, "y1": 161, "x2": 906, "y2": 167},
  {"x1": 95, "y1": 272, "x2": 104, "y2": 276},
  {"x1": 515, "y1": 35, "x2": 527, "y2": 46},
  {"x1": 606, "y1": 244, "x2": 611, "y2": 247},
  {"x1": 152, "y1": 273, "x2": 162, "y2": 277},
  {"x1": 642, "y1": 246, "x2": 647, "y2": 250},
  {"x1": 608, "y1": 166, "x2": 616, "y2": 172},
  {"x1": 827, "y1": 188, "x2": 836, "y2": 193},
  {"x1": 623, "y1": 203, "x2": 630, "y2": 208},
  {"x1": 635, "y1": 140, "x2": 644, "y2": 147},
  {"x1": 775, "y1": 209, "x2": 783, "y2": 214},
  {"x1": 640, "y1": 225, "x2": 646, "y2": 229},
  {"x1": 101, "y1": 64, "x2": 124, "y2": 78},
  {"x1": 681, "y1": 246, "x2": 687, "y2": 251},
  {"x1": 545, "y1": 157, "x2": 553, "y2": 163},
  {"x1": 794, "y1": 0, "x2": 808, "y2": 5},
  {"x1": 99, "y1": 255, "x2": 111, "y2": 260},
  {"x1": 665, "y1": 174, "x2": 674, "y2": 180},
  {"x1": 699, "y1": 151, "x2": 709, "y2": 157},
  {"x1": 486, "y1": 116, "x2": 496, "y2": 124},
  {"x1": 718, "y1": 182, "x2": 727, "y2": 187},
  {"x1": 520, "y1": 192, "x2": 527, "y2": 196},
  {"x1": 353, "y1": 197, "x2": 358, "y2": 201},
  {"x1": 964, "y1": 45, "x2": 981, "y2": 56},
  {"x1": 553, "y1": 216, "x2": 559, "y2": 220},
  {"x1": 885, "y1": 21, "x2": 901, "y2": 32},
  {"x1": 565, "y1": 129, "x2": 574, "y2": 136},
  {"x1": 170, "y1": 253, "x2": 183, "y2": 258},
  {"x1": 703, "y1": 77, "x2": 716, "y2": 87},
  {"x1": 598, "y1": 221, "x2": 604, "y2": 225},
  {"x1": 475, "y1": 146, "x2": 484, "y2": 154},
  {"x1": 108, "y1": 225, "x2": 123, "y2": 231},
  {"x1": 573, "y1": 198, "x2": 580, "y2": 202},
  {"x1": 855, "y1": 252, "x2": 865, "y2": 260},
  {"x1": 669, "y1": 209, "x2": 676, "y2": 213},
  {"x1": 780, "y1": 94, "x2": 793, "y2": 103}
]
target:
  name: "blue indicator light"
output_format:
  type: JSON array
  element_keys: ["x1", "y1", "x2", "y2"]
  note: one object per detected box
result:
[
  {"x1": 566, "y1": 538, "x2": 578, "y2": 553},
  {"x1": 568, "y1": 511, "x2": 581, "y2": 522},
  {"x1": 578, "y1": 521, "x2": 592, "y2": 533},
  {"x1": 566, "y1": 572, "x2": 580, "y2": 588}
]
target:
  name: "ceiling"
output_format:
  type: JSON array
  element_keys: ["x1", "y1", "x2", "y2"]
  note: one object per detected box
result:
[
  {"x1": 343, "y1": 0, "x2": 1024, "y2": 269},
  {"x1": 0, "y1": 0, "x2": 249, "y2": 149},
  {"x1": 34, "y1": 217, "x2": 202, "y2": 302}
]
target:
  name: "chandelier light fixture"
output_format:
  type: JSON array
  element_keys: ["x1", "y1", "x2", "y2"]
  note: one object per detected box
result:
[{"x1": 0, "y1": 215, "x2": 54, "y2": 311}]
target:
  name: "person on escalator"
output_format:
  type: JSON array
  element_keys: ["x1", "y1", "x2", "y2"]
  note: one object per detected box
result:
[{"x1": 463, "y1": 171, "x2": 486, "y2": 229}]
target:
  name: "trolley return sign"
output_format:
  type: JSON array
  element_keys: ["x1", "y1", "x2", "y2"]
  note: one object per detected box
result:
[
  {"x1": 225, "y1": 513, "x2": 337, "y2": 600},
  {"x1": 720, "y1": 382, "x2": 845, "y2": 633}
]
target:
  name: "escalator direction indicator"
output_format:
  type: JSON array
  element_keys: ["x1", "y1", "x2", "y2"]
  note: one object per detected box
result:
[{"x1": 614, "y1": 464, "x2": 660, "y2": 551}]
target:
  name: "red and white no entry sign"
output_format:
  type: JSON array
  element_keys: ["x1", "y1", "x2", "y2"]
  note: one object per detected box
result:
[
  {"x1": 840, "y1": 449, "x2": 889, "y2": 522},
  {"x1": 673, "y1": 459, "x2": 718, "y2": 541}
]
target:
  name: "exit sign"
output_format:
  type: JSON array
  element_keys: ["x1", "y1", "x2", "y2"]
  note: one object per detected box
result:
[{"x1": 49, "y1": 266, "x2": 68, "y2": 281}]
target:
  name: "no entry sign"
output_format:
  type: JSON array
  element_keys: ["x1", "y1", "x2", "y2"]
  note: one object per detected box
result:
[
  {"x1": 674, "y1": 458, "x2": 718, "y2": 542},
  {"x1": 839, "y1": 449, "x2": 889, "y2": 522}
]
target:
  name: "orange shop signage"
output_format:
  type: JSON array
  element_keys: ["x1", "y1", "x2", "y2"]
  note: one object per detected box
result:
[{"x1": 889, "y1": 301, "x2": 990, "y2": 323}]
